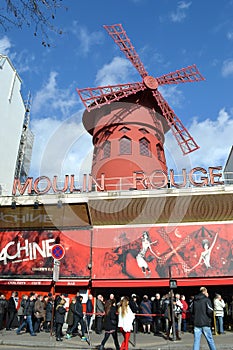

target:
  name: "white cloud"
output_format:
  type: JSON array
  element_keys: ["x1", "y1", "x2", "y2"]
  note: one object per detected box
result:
[
  {"x1": 32, "y1": 71, "x2": 78, "y2": 117},
  {"x1": 30, "y1": 71, "x2": 93, "y2": 180},
  {"x1": 170, "y1": 1, "x2": 192, "y2": 23},
  {"x1": 165, "y1": 108, "x2": 233, "y2": 171},
  {"x1": 221, "y1": 59, "x2": 233, "y2": 77},
  {"x1": 71, "y1": 21, "x2": 104, "y2": 55},
  {"x1": 227, "y1": 32, "x2": 233, "y2": 40},
  {"x1": 159, "y1": 85, "x2": 184, "y2": 108},
  {"x1": 14, "y1": 51, "x2": 36, "y2": 74},
  {"x1": 0, "y1": 37, "x2": 35, "y2": 74},
  {"x1": 30, "y1": 112, "x2": 93, "y2": 179},
  {"x1": 0, "y1": 36, "x2": 12, "y2": 55},
  {"x1": 95, "y1": 56, "x2": 136, "y2": 86}
]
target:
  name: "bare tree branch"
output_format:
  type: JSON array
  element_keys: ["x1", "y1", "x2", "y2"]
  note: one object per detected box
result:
[{"x1": 0, "y1": 0, "x2": 65, "y2": 46}]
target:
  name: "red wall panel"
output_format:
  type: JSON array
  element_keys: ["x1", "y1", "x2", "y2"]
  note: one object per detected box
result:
[{"x1": 92, "y1": 224, "x2": 233, "y2": 279}]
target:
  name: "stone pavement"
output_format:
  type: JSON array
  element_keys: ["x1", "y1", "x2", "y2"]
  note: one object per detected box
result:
[{"x1": 0, "y1": 328, "x2": 232, "y2": 350}]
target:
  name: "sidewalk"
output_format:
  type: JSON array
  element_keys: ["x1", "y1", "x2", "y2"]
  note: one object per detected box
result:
[{"x1": 0, "y1": 329, "x2": 232, "y2": 350}]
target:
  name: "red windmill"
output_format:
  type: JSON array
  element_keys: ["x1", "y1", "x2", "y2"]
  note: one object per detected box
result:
[{"x1": 77, "y1": 24, "x2": 205, "y2": 191}]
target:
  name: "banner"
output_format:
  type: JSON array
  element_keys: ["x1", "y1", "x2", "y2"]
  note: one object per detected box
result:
[
  {"x1": 92, "y1": 223, "x2": 233, "y2": 279},
  {"x1": 0, "y1": 229, "x2": 91, "y2": 279}
]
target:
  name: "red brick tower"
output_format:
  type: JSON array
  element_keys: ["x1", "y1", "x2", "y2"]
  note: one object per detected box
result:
[{"x1": 78, "y1": 24, "x2": 204, "y2": 190}]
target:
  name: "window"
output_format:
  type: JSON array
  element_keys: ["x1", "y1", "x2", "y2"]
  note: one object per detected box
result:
[
  {"x1": 102, "y1": 140, "x2": 111, "y2": 158},
  {"x1": 119, "y1": 126, "x2": 130, "y2": 133},
  {"x1": 156, "y1": 144, "x2": 163, "y2": 161},
  {"x1": 139, "y1": 128, "x2": 149, "y2": 134},
  {"x1": 140, "y1": 137, "x2": 151, "y2": 156},
  {"x1": 119, "y1": 136, "x2": 131, "y2": 154}
]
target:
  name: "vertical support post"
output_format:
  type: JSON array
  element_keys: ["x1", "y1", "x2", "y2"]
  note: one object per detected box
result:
[
  {"x1": 50, "y1": 280, "x2": 56, "y2": 337},
  {"x1": 169, "y1": 266, "x2": 177, "y2": 341}
]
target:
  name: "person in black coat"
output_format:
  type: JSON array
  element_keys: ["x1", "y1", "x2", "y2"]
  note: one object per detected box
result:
[
  {"x1": 55, "y1": 299, "x2": 66, "y2": 341},
  {"x1": 152, "y1": 293, "x2": 163, "y2": 336},
  {"x1": 0, "y1": 294, "x2": 8, "y2": 330},
  {"x1": 66, "y1": 297, "x2": 76, "y2": 333},
  {"x1": 44, "y1": 296, "x2": 53, "y2": 332},
  {"x1": 66, "y1": 295, "x2": 87, "y2": 341},
  {"x1": 99, "y1": 299, "x2": 120, "y2": 350},
  {"x1": 129, "y1": 294, "x2": 139, "y2": 333},
  {"x1": 190, "y1": 287, "x2": 217, "y2": 350},
  {"x1": 16, "y1": 293, "x2": 36, "y2": 336},
  {"x1": 6, "y1": 291, "x2": 19, "y2": 330}
]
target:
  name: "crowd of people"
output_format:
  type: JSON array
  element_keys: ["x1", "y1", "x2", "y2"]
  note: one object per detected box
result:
[{"x1": 0, "y1": 289, "x2": 232, "y2": 349}]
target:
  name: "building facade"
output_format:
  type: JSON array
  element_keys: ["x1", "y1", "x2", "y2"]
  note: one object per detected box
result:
[
  {"x1": 0, "y1": 55, "x2": 34, "y2": 195},
  {"x1": 0, "y1": 180, "x2": 233, "y2": 297}
]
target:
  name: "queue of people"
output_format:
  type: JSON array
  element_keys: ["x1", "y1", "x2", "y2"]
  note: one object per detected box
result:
[{"x1": 0, "y1": 289, "x2": 232, "y2": 349}]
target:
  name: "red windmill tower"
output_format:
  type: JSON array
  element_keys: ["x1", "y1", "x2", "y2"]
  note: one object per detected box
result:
[{"x1": 77, "y1": 24, "x2": 205, "y2": 191}]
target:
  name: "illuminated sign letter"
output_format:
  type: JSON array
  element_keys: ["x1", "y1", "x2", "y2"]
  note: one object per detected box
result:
[
  {"x1": 209, "y1": 166, "x2": 224, "y2": 185},
  {"x1": 133, "y1": 171, "x2": 148, "y2": 189},
  {"x1": 34, "y1": 176, "x2": 52, "y2": 194},
  {"x1": 170, "y1": 169, "x2": 187, "y2": 188},
  {"x1": 52, "y1": 175, "x2": 69, "y2": 192},
  {"x1": 12, "y1": 177, "x2": 33, "y2": 195},
  {"x1": 149, "y1": 170, "x2": 168, "y2": 189},
  {"x1": 189, "y1": 167, "x2": 208, "y2": 187}
]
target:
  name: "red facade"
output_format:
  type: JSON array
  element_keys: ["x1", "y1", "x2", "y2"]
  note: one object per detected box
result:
[{"x1": 1, "y1": 223, "x2": 232, "y2": 290}]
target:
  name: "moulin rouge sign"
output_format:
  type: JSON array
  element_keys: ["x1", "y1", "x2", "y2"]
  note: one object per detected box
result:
[{"x1": 11, "y1": 166, "x2": 224, "y2": 196}]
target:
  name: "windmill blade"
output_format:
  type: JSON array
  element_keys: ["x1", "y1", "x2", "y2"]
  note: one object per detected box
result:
[
  {"x1": 152, "y1": 89, "x2": 199, "y2": 155},
  {"x1": 156, "y1": 64, "x2": 205, "y2": 86},
  {"x1": 77, "y1": 82, "x2": 146, "y2": 111},
  {"x1": 103, "y1": 24, "x2": 148, "y2": 79}
]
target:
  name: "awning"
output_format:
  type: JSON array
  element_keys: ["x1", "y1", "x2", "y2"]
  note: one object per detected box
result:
[
  {"x1": 91, "y1": 277, "x2": 233, "y2": 288},
  {"x1": 0, "y1": 279, "x2": 90, "y2": 287}
]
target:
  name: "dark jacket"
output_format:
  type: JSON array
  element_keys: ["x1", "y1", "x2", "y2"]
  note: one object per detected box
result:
[
  {"x1": 96, "y1": 298, "x2": 104, "y2": 317},
  {"x1": 152, "y1": 298, "x2": 163, "y2": 316},
  {"x1": 24, "y1": 298, "x2": 35, "y2": 316},
  {"x1": 66, "y1": 301, "x2": 75, "y2": 326},
  {"x1": 103, "y1": 305, "x2": 118, "y2": 331},
  {"x1": 0, "y1": 298, "x2": 8, "y2": 315},
  {"x1": 7, "y1": 297, "x2": 17, "y2": 312},
  {"x1": 55, "y1": 304, "x2": 66, "y2": 324},
  {"x1": 74, "y1": 298, "x2": 83, "y2": 318},
  {"x1": 86, "y1": 299, "x2": 93, "y2": 314},
  {"x1": 45, "y1": 300, "x2": 53, "y2": 322},
  {"x1": 129, "y1": 299, "x2": 139, "y2": 314},
  {"x1": 140, "y1": 299, "x2": 153, "y2": 323},
  {"x1": 190, "y1": 292, "x2": 214, "y2": 327},
  {"x1": 17, "y1": 298, "x2": 27, "y2": 317}
]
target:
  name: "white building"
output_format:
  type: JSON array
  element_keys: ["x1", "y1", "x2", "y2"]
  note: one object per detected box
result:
[
  {"x1": 0, "y1": 54, "x2": 34, "y2": 195},
  {"x1": 224, "y1": 145, "x2": 233, "y2": 185}
]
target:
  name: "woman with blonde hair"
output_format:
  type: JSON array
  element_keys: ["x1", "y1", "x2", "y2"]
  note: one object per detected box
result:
[{"x1": 118, "y1": 296, "x2": 135, "y2": 350}]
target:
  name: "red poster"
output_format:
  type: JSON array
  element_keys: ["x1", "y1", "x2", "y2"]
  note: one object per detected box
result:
[
  {"x1": 92, "y1": 224, "x2": 233, "y2": 279},
  {"x1": 0, "y1": 230, "x2": 91, "y2": 278}
]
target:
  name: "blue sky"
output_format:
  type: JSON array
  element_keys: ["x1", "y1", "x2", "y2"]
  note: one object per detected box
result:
[{"x1": 1, "y1": 0, "x2": 233, "y2": 180}]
